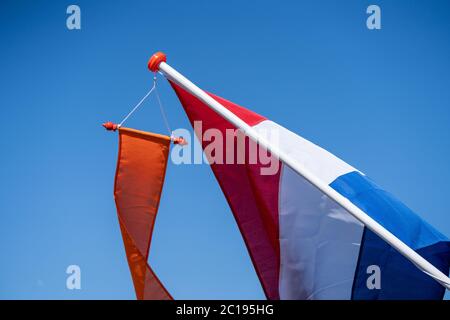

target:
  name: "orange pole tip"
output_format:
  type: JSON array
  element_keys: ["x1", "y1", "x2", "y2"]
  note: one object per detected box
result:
[
  {"x1": 103, "y1": 122, "x2": 118, "y2": 131},
  {"x1": 148, "y1": 52, "x2": 167, "y2": 72},
  {"x1": 172, "y1": 136, "x2": 188, "y2": 146}
]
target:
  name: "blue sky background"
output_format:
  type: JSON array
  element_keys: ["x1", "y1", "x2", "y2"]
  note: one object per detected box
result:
[{"x1": 0, "y1": 0, "x2": 449, "y2": 299}]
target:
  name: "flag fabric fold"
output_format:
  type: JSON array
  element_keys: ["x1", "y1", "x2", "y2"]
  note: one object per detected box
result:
[
  {"x1": 114, "y1": 127, "x2": 172, "y2": 300},
  {"x1": 170, "y1": 81, "x2": 450, "y2": 300}
]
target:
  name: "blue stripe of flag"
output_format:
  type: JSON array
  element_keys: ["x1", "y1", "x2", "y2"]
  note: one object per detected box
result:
[{"x1": 330, "y1": 171, "x2": 450, "y2": 300}]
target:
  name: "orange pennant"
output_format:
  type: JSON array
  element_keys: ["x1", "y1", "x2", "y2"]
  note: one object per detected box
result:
[{"x1": 114, "y1": 127, "x2": 172, "y2": 300}]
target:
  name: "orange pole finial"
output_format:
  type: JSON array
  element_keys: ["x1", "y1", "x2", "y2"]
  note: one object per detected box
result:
[
  {"x1": 172, "y1": 136, "x2": 188, "y2": 146},
  {"x1": 103, "y1": 122, "x2": 118, "y2": 131},
  {"x1": 148, "y1": 52, "x2": 167, "y2": 72}
]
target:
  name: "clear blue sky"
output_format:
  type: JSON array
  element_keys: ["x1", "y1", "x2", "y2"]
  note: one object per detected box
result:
[{"x1": 0, "y1": 0, "x2": 449, "y2": 299}]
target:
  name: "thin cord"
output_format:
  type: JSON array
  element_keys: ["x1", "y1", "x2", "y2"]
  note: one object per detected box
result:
[
  {"x1": 118, "y1": 73, "x2": 173, "y2": 137},
  {"x1": 118, "y1": 79, "x2": 156, "y2": 127},
  {"x1": 154, "y1": 85, "x2": 172, "y2": 135}
]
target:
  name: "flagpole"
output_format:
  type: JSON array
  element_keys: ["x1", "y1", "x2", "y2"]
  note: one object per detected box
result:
[{"x1": 148, "y1": 52, "x2": 450, "y2": 290}]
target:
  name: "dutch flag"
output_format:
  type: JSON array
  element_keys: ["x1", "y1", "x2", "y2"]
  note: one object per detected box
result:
[{"x1": 171, "y1": 81, "x2": 450, "y2": 300}]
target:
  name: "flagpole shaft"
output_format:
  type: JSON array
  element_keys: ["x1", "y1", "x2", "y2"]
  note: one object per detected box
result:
[{"x1": 156, "y1": 59, "x2": 450, "y2": 291}]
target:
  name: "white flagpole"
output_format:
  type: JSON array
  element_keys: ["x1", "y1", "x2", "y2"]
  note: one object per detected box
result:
[{"x1": 148, "y1": 52, "x2": 450, "y2": 290}]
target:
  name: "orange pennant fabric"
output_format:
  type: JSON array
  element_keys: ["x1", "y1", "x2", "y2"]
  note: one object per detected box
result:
[{"x1": 114, "y1": 127, "x2": 172, "y2": 300}]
